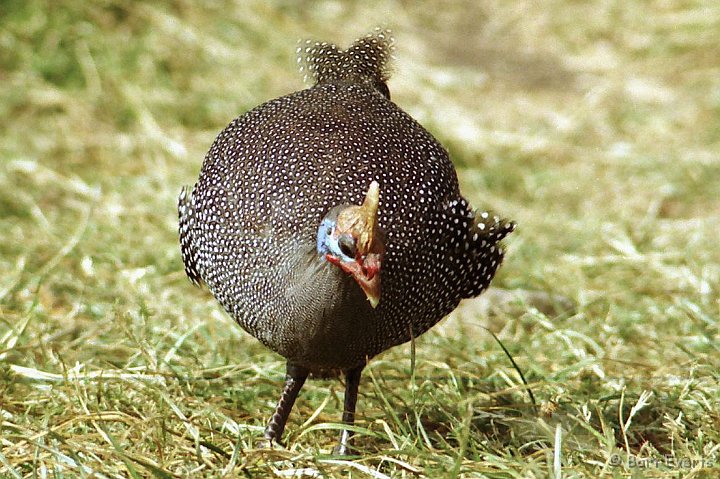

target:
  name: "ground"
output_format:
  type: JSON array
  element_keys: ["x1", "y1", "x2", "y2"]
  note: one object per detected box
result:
[{"x1": 1, "y1": 1, "x2": 718, "y2": 478}]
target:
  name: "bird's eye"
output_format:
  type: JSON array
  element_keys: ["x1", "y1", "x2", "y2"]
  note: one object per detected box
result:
[{"x1": 338, "y1": 234, "x2": 356, "y2": 258}]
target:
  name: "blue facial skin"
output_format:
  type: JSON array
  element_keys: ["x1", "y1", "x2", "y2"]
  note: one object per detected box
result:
[{"x1": 317, "y1": 217, "x2": 354, "y2": 262}]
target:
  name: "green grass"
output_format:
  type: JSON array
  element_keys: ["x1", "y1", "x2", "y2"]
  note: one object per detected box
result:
[{"x1": 1, "y1": 0, "x2": 719, "y2": 477}]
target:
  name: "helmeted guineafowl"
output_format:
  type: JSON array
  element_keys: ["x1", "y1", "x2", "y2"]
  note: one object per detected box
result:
[{"x1": 178, "y1": 29, "x2": 515, "y2": 454}]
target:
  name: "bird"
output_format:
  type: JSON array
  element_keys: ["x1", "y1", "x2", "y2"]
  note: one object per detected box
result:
[{"x1": 178, "y1": 28, "x2": 515, "y2": 454}]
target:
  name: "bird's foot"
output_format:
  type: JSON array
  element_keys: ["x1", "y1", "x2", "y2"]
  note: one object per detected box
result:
[
  {"x1": 332, "y1": 443, "x2": 356, "y2": 456},
  {"x1": 255, "y1": 438, "x2": 273, "y2": 450},
  {"x1": 256, "y1": 435, "x2": 284, "y2": 450},
  {"x1": 332, "y1": 429, "x2": 357, "y2": 456}
]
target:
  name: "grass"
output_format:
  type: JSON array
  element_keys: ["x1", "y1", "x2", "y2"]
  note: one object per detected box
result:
[{"x1": 1, "y1": 0, "x2": 719, "y2": 477}]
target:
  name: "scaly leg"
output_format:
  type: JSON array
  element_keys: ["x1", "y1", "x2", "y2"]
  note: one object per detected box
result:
[
  {"x1": 263, "y1": 363, "x2": 309, "y2": 445},
  {"x1": 334, "y1": 365, "x2": 363, "y2": 455}
]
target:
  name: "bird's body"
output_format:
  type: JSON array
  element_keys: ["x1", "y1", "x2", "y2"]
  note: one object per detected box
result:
[{"x1": 179, "y1": 30, "x2": 514, "y2": 452}]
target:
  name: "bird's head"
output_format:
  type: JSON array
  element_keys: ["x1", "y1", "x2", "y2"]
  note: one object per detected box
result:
[{"x1": 317, "y1": 181, "x2": 385, "y2": 308}]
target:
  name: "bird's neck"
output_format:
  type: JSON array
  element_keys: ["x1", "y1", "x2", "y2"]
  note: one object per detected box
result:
[{"x1": 269, "y1": 242, "x2": 376, "y2": 368}]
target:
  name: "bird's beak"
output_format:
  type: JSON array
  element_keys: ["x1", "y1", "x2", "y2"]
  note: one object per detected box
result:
[{"x1": 332, "y1": 181, "x2": 384, "y2": 308}]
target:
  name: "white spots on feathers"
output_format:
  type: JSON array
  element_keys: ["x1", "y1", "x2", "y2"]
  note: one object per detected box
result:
[
  {"x1": 298, "y1": 28, "x2": 393, "y2": 87},
  {"x1": 177, "y1": 30, "x2": 514, "y2": 367}
]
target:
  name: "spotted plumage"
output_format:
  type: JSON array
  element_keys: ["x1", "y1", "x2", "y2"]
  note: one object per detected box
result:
[{"x1": 178, "y1": 29, "x2": 514, "y2": 452}]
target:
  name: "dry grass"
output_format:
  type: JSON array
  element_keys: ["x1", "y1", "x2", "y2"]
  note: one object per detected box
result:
[{"x1": 1, "y1": 0, "x2": 719, "y2": 477}]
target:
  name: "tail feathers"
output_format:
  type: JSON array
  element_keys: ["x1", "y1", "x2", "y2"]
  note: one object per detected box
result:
[
  {"x1": 298, "y1": 28, "x2": 393, "y2": 91},
  {"x1": 438, "y1": 198, "x2": 516, "y2": 299},
  {"x1": 178, "y1": 186, "x2": 203, "y2": 286}
]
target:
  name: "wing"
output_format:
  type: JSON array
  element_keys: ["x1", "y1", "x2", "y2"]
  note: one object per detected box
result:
[
  {"x1": 436, "y1": 197, "x2": 515, "y2": 299},
  {"x1": 178, "y1": 185, "x2": 203, "y2": 286}
]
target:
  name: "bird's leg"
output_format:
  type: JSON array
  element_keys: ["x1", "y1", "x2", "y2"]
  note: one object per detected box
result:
[
  {"x1": 334, "y1": 365, "x2": 363, "y2": 455},
  {"x1": 263, "y1": 363, "x2": 309, "y2": 446}
]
